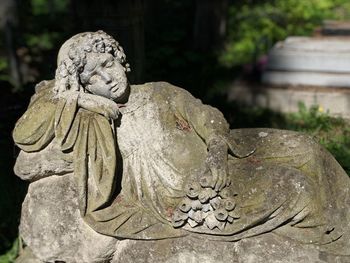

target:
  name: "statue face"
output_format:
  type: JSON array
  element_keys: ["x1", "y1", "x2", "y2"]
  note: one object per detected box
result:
[{"x1": 81, "y1": 52, "x2": 128, "y2": 101}]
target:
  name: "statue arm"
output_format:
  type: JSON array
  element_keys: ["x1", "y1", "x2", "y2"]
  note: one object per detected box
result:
[
  {"x1": 13, "y1": 80, "x2": 119, "y2": 181},
  {"x1": 12, "y1": 82, "x2": 76, "y2": 180},
  {"x1": 172, "y1": 89, "x2": 230, "y2": 144},
  {"x1": 172, "y1": 87, "x2": 230, "y2": 191},
  {"x1": 60, "y1": 90, "x2": 119, "y2": 120},
  {"x1": 14, "y1": 142, "x2": 74, "y2": 181}
]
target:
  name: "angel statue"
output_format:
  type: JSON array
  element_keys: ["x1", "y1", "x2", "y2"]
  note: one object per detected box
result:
[{"x1": 13, "y1": 31, "x2": 350, "y2": 262}]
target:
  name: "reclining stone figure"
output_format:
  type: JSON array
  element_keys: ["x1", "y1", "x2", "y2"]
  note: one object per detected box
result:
[{"x1": 13, "y1": 31, "x2": 350, "y2": 262}]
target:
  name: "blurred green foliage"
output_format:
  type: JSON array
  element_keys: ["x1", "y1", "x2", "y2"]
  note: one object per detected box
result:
[
  {"x1": 25, "y1": 32, "x2": 60, "y2": 51},
  {"x1": 0, "y1": 239, "x2": 18, "y2": 263},
  {"x1": 0, "y1": 0, "x2": 72, "y2": 86},
  {"x1": 31, "y1": 0, "x2": 68, "y2": 15},
  {"x1": 0, "y1": 58, "x2": 9, "y2": 81},
  {"x1": 220, "y1": 0, "x2": 350, "y2": 67}
]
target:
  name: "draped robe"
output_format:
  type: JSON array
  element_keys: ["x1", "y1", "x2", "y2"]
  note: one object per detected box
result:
[{"x1": 13, "y1": 80, "x2": 350, "y2": 255}]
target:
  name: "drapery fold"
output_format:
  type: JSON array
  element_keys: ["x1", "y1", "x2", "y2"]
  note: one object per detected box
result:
[
  {"x1": 13, "y1": 81, "x2": 350, "y2": 255},
  {"x1": 13, "y1": 82, "x2": 117, "y2": 217}
]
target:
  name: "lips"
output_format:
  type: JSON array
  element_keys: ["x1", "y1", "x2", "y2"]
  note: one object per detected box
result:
[{"x1": 110, "y1": 83, "x2": 119, "y2": 93}]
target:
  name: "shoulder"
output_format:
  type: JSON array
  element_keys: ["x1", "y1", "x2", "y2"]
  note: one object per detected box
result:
[
  {"x1": 34, "y1": 80, "x2": 55, "y2": 93},
  {"x1": 131, "y1": 81, "x2": 190, "y2": 95},
  {"x1": 29, "y1": 79, "x2": 57, "y2": 106}
]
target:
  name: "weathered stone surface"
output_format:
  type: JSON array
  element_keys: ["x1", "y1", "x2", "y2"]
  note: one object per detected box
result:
[
  {"x1": 112, "y1": 233, "x2": 350, "y2": 263},
  {"x1": 16, "y1": 233, "x2": 350, "y2": 263},
  {"x1": 16, "y1": 125, "x2": 350, "y2": 262},
  {"x1": 20, "y1": 174, "x2": 117, "y2": 263},
  {"x1": 13, "y1": 31, "x2": 350, "y2": 262},
  {"x1": 14, "y1": 140, "x2": 73, "y2": 182}
]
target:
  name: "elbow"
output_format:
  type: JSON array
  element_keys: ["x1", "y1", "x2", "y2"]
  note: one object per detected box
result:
[{"x1": 14, "y1": 150, "x2": 74, "y2": 182}]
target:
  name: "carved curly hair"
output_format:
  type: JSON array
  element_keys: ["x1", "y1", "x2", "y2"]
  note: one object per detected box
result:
[{"x1": 54, "y1": 30, "x2": 130, "y2": 94}]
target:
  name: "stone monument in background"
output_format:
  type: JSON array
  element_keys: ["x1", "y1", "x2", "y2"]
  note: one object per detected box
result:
[
  {"x1": 230, "y1": 20, "x2": 350, "y2": 119},
  {"x1": 13, "y1": 31, "x2": 350, "y2": 263},
  {"x1": 263, "y1": 36, "x2": 350, "y2": 87}
]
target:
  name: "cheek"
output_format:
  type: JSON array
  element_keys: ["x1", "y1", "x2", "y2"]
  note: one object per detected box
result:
[
  {"x1": 85, "y1": 84, "x2": 97, "y2": 95},
  {"x1": 115, "y1": 70, "x2": 127, "y2": 84},
  {"x1": 88, "y1": 75, "x2": 99, "y2": 84}
]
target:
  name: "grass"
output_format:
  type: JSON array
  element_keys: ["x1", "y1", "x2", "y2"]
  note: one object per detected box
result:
[{"x1": 0, "y1": 239, "x2": 19, "y2": 263}]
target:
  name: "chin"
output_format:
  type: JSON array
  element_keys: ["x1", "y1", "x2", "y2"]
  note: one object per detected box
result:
[{"x1": 111, "y1": 84, "x2": 129, "y2": 102}]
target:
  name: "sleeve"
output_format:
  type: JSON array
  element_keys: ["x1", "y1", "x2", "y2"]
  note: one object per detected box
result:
[
  {"x1": 169, "y1": 84, "x2": 230, "y2": 144},
  {"x1": 12, "y1": 83, "x2": 57, "y2": 152}
]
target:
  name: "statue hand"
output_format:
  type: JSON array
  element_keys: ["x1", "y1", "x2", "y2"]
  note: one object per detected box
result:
[
  {"x1": 76, "y1": 92, "x2": 119, "y2": 119},
  {"x1": 206, "y1": 136, "x2": 230, "y2": 192}
]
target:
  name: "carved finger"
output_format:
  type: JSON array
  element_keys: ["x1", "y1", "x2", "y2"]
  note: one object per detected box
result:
[
  {"x1": 211, "y1": 169, "x2": 219, "y2": 189},
  {"x1": 215, "y1": 176, "x2": 223, "y2": 192},
  {"x1": 110, "y1": 104, "x2": 120, "y2": 119},
  {"x1": 222, "y1": 171, "x2": 229, "y2": 190},
  {"x1": 215, "y1": 169, "x2": 226, "y2": 191},
  {"x1": 219, "y1": 177, "x2": 227, "y2": 191}
]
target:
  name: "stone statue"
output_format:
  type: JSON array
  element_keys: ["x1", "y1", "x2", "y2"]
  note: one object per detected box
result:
[{"x1": 13, "y1": 31, "x2": 350, "y2": 262}]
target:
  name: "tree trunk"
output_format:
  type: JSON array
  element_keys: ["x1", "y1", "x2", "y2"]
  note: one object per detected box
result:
[
  {"x1": 194, "y1": 0, "x2": 228, "y2": 51},
  {"x1": 0, "y1": 0, "x2": 22, "y2": 89}
]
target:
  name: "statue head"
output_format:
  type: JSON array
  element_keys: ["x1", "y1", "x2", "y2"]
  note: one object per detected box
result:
[{"x1": 55, "y1": 30, "x2": 130, "y2": 101}]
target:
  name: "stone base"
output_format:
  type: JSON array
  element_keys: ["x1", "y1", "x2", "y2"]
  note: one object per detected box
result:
[
  {"x1": 19, "y1": 174, "x2": 117, "y2": 263},
  {"x1": 112, "y1": 234, "x2": 350, "y2": 263},
  {"x1": 17, "y1": 132, "x2": 350, "y2": 263},
  {"x1": 17, "y1": 233, "x2": 350, "y2": 263}
]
